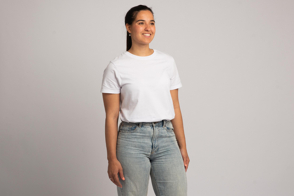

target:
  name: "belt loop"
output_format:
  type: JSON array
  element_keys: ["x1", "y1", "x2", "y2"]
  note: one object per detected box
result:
[
  {"x1": 138, "y1": 122, "x2": 142, "y2": 127},
  {"x1": 163, "y1": 120, "x2": 166, "y2": 127}
]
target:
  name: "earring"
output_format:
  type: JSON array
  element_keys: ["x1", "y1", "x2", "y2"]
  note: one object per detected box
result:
[{"x1": 129, "y1": 33, "x2": 131, "y2": 36}]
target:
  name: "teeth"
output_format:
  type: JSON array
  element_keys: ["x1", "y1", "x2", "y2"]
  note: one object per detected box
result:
[{"x1": 143, "y1": 34, "x2": 150, "y2": 36}]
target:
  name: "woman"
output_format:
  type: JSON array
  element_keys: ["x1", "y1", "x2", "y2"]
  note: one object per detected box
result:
[{"x1": 100, "y1": 5, "x2": 189, "y2": 196}]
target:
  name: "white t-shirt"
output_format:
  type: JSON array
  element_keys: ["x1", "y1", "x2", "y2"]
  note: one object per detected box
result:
[{"x1": 100, "y1": 49, "x2": 182, "y2": 123}]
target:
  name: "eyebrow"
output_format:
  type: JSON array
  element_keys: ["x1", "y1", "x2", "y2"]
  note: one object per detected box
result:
[{"x1": 136, "y1": 19, "x2": 155, "y2": 23}]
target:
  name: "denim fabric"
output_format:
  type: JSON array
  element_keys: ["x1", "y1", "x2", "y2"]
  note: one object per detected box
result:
[{"x1": 116, "y1": 119, "x2": 187, "y2": 196}]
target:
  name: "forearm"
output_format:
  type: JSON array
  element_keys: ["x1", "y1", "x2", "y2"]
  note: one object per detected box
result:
[
  {"x1": 171, "y1": 107, "x2": 187, "y2": 150},
  {"x1": 105, "y1": 116, "x2": 119, "y2": 161}
]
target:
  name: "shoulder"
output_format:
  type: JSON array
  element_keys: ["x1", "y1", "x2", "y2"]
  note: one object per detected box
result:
[
  {"x1": 109, "y1": 51, "x2": 132, "y2": 66},
  {"x1": 154, "y1": 49, "x2": 175, "y2": 62}
]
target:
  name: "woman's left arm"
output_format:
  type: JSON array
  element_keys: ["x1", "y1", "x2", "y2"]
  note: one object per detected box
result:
[{"x1": 170, "y1": 89, "x2": 190, "y2": 172}]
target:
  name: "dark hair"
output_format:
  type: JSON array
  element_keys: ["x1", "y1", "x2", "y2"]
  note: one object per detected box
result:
[{"x1": 125, "y1": 5, "x2": 154, "y2": 51}]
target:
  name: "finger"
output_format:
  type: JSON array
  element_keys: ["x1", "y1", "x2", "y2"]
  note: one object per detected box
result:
[
  {"x1": 114, "y1": 174, "x2": 122, "y2": 188},
  {"x1": 183, "y1": 157, "x2": 188, "y2": 167},
  {"x1": 183, "y1": 158, "x2": 188, "y2": 172},
  {"x1": 109, "y1": 174, "x2": 115, "y2": 180},
  {"x1": 119, "y1": 169, "x2": 125, "y2": 180},
  {"x1": 110, "y1": 174, "x2": 117, "y2": 185},
  {"x1": 183, "y1": 162, "x2": 186, "y2": 171}
]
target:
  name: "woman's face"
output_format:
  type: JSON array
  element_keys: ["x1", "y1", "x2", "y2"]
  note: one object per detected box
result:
[{"x1": 127, "y1": 10, "x2": 156, "y2": 46}]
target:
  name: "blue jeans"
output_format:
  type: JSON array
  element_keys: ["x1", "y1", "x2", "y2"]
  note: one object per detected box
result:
[{"x1": 116, "y1": 119, "x2": 187, "y2": 196}]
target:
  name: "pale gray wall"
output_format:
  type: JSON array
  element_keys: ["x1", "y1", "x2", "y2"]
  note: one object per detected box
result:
[{"x1": 0, "y1": 0, "x2": 293, "y2": 196}]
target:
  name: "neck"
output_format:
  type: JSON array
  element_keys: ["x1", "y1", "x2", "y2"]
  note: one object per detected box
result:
[{"x1": 128, "y1": 45, "x2": 153, "y2": 56}]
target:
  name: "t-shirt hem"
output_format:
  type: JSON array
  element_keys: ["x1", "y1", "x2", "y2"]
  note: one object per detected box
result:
[
  {"x1": 120, "y1": 115, "x2": 175, "y2": 123},
  {"x1": 121, "y1": 118, "x2": 174, "y2": 123}
]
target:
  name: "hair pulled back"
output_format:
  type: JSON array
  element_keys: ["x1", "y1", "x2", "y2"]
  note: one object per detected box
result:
[{"x1": 125, "y1": 5, "x2": 154, "y2": 51}]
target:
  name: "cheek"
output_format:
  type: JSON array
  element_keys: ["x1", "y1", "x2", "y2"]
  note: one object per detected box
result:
[{"x1": 135, "y1": 26, "x2": 144, "y2": 32}]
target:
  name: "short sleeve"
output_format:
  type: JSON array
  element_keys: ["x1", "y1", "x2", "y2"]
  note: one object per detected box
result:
[
  {"x1": 100, "y1": 61, "x2": 121, "y2": 94},
  {"x1": 170, "y1": 58, "x2": 182, "y2": 90}
]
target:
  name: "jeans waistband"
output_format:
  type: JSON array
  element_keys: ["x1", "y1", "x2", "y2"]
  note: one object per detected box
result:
[{"x1": 121, "y1": 119, "x2": 170, "y2": 128}]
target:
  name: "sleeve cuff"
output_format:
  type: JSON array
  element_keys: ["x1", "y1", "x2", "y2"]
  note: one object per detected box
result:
[
  {"x1": 170, "y1": 83, "x2": 182, "y2": 90},
  {"x1": 100, "y1": 87, "x2": 120, "y2": 94}
]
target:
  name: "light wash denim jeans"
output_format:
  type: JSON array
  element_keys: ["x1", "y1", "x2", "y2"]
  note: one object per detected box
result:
[{"x1": 116, "y1": 119, "x2": 187, "y2": 196}]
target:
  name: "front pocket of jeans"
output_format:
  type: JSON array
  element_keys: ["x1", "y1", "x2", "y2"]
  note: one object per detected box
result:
[
  {"x1": 119, "y1": 124, "x2": 138, "y2": 133},
  {"x1": 165, "y1": 126, "x2": 174, "y2": 132},
  {"x1": 165, "y1": 121, "x2": 175, "y2": 134}
]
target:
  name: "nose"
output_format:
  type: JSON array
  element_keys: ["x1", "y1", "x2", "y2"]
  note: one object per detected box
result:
[{"x1": 144, "y1": 24, "x2": 151, "y2": 30}]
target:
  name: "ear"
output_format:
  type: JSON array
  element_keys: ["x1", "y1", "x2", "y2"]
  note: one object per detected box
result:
[{"x1": 126, "y1": 24, "x2": 131, "y2": 34}]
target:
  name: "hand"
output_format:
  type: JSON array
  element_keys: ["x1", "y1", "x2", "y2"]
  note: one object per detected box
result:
[
  {"x1": 107, "y1": 159, "x2": 125, "y2": 188},
  {"x1": 180, "y1": 147, "x2": 190, "y2": 172}
]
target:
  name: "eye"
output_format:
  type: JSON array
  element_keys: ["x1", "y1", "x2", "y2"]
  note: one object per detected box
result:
[
  {"x1": 151, "y1": 23, "x2": 155, "y2": 25},
  {"x1": 139, "y1": 22, "x2": 144, "y2": 24}
]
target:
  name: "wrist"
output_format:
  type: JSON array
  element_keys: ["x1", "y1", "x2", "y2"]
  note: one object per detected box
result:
[
  {"x1": 179, "y1": 145, "x2": 187, "y2": 150},
  {"x1": 107, "y1": 156, "x2": 118, "y2": 162}
]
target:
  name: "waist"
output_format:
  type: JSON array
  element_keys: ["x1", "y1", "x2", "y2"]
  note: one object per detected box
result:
[{"x1": 121, "y1": 119, "x2": 170, "y2": 127}]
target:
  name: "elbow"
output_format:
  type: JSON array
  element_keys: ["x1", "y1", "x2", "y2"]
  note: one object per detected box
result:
[{"x1": 105, "y1": 112, "x2": 119, "y2": 121}]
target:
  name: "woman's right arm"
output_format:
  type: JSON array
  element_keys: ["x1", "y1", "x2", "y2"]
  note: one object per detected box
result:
[
  {"x1": 102, "y1": 93, "x2": 120, "y2": 161},
  {"x1": 102, "y1": 93, "x2": 125, "y2": 188}
]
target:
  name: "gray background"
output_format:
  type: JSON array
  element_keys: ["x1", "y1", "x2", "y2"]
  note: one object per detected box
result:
[{"x1": 1, "y1": 0, "x2": 293, "y2": 196}]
